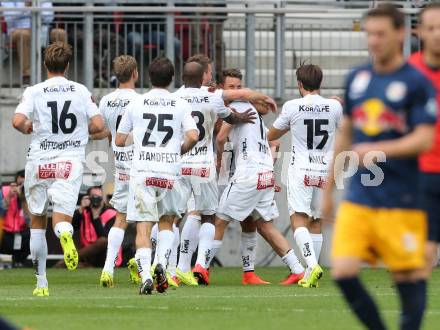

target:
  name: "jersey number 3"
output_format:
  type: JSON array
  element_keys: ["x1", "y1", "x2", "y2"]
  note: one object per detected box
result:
[
  {"x1": 48, "y1": 101, "x2": 77, "y2": 134},
  {"x1": 304, "y1": 119, "x2": 329, "y2": 150}
]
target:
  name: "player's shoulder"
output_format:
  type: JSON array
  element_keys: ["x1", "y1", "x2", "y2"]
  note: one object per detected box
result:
[
  {"x1": 345, "y1": 63, "x2": 372, "y2": 83},
  {"x1": 401, "y1": 62, "x2": 432, "y2": 86}
]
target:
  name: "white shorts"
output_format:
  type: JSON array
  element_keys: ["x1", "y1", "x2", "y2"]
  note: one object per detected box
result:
[
  {"x1": 127, "y1": 174, "x2": 183, "y2": 222},
  {"x1": 178, "y1": 172, "x2": 218, "y2": 215},
  {"x1": 217, "y1": 172, "x2": 276, "y2": 222},
  {"x1": 24, "y1": 158, "x2": 83, "y2": 217},
  {"x1": 109, "y1": 171, "x2": 130, "y2": 214},
  {"x1": 287, "y1": 174, "x2": 322, "y2": 219}
]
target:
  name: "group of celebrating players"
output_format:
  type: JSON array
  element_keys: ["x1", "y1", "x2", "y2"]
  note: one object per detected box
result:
[{"x1": 10, "y1": 2, "x2": 440, "y2": 330}]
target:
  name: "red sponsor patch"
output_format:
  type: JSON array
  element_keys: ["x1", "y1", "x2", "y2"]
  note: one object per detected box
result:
[
  {"x1": 304, "y1": 175, "x2": 326, "y2": 188},
  {"x1": 181, "y1": 167, "x2": 210, "y2": 178},
  {"x1": 118, "y1": 173, "x2": 130, "y2": 181},
  {"x1": 257, "y1": 171, "x2": 275, "y2": 190},
  {"x1": 145, "y1": 177, "x2": 174, "y2": 190},
  {"x1": 38, "y1": 161, "x2": 72, "y2": 179}
]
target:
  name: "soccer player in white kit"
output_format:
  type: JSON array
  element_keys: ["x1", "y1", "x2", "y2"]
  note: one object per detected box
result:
[
  {"x1": 201, "y1": 99, "x2": 305, "y2": 284},
  {"x1": 12, "y1": 42, "x2": 104, "y2": 296},
  {"x1": 94, "y1": 55, "x2": 140, "y2": 288},
  {"x1": 115, "y1": 57, "x2": 199, "y2": 295},
  {"x1": 268, "y1": 64, "x2": 343, "y2": 288},
  {"x1": 172, "y1": 62, "x2": 256, "y2": 285}
]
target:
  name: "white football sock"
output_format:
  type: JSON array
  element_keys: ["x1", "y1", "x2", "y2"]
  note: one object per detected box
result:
[
  {"x1": 207, "y1": 240, "x2": 222, "y2": 268},
  {"x1": 157, "y1": 230, "x2": 174, "y2": 270},
  {"x1": 168, "y1": 224, "x2": 180, "y2": 277},
  {"x1": 103, "y1": 227, "x2": 125, "y2": 275},
  {"x1": 135, "y1": 247, "x2": 152, "y2": 283},
  {"x1": 151, "y1": 223, "x2": 158, "y2": 265},
  {"x1": 30, "y1": 229, "x2": 48, "y2": 287},
  {"x1": 54, "y1": 221, "x2": 73, "y2": 238},
  {"x1": 241, "y1": 232, "x2": 257, "y2": 272},
  {"x1": 294, "y1": 226, "x2": 318, "y2": 268},
  {"x1": 177, "y1": 214, "x2": 201, "y2": 273},
  {"x1": 281, "y1": 249, "x2": 304, "y2": 274},
  {"x1": 196, "y1": 222, "x2": 215, "y2": 268},
  {"x1": 311, "y1": 233, "x2": 323, "y2": 263}
]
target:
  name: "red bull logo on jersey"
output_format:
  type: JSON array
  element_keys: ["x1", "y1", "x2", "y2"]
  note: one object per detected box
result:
[
  {"x1": 38, "y1": 161, "x2": 72, "y2": 179},
  {"x1": 352, "y1": 98, "x2": 407, "y2": 136}
]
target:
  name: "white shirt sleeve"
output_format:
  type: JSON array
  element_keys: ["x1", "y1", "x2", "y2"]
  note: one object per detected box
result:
[
  {"x1": 117, "y1": 105, "x2": 133, "y2": 134},
  {"x1": 210, "y1": 94, "x2": 231, "y2": 119},
  {"x1": 83, "y1": 88, "x2": 100, "y2": 118},
  {"x1": 272, "y1": 102, "x2": 292, "y2": 130},
  {"x1": 182, "y1": 104, "x2": 198, "y2": 132},
  {"x1": 15, "y1": 87, "x2": 34, "y2": 118},
  {"x1": 98, "y1": 97, "x2": 109, "y2": 129}
]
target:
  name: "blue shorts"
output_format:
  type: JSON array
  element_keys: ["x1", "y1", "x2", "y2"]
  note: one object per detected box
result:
[{"x1": 420, "y1": 172, "x2": 440, "y2": 242}]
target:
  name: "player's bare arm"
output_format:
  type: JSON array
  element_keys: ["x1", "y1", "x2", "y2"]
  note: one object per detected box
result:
[
  {"x1": 267, "y1": 127, "x2": 289, "y2": 141},
  {"x1": 321, "y1": 115, "x2": 353, "y2": 220},
  {"x1": 181, "y1": 129, "x2": 199, "y2": 155},
  {"x1": 115, "y1": 132, "x2": 129, "y2": 147},
  {"x1": 90, "y1": 128, "x2": 110, "y2": 140},
  {"x1": 353, "y1": 123, "x2": 435, "y2": 162},
  {"x1": 12, "y1": 113, "x2": 33, "y2": 134},
  {"x1": 222, "y1": 107, "x2": 256, "y2": 125},
  {"x1": 88, "y1": 114, "x2": 105, "y2": 135},
  {"x1": 215, "y1": 122, "x2": 233, "y2": 173},
  {"x1": 222, "y1": 89, "x2": 277, "y2": 114}
]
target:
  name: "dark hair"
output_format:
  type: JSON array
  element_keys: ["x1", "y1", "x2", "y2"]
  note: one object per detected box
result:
[
  {"x1": 420, "y1": 2, "x2": 440, "y2": 24},
  {"x1": 15, "y1": 169, "x2": 25, "y2": 181},
  {"x1": 364, "y1": 3, "x2": 405, "y2": 29},
  {"x1": 113, "y1": 55, "x2": 137, "y2": 83},
  {"x1": 296, "y1": 64, "x2": 323, "y2": 91},
  {"x1": 44, "y1": 42, "x2": 72, "y2": 73},
  {"x1": 219, "y1": 68, "x2": 243, "y2": 84},
  {"x1": 186, "y1": 54, "x2": 211, "y2": 73},
  {"x1": 148, "y1": 57, "x2": 174, "y2": 88},
  {"x1": 86, "y1": 185, "x2": 102, "y2": 196},
  {"x1": 182, "y1": 62, "x2": 204, "y2": 87}
]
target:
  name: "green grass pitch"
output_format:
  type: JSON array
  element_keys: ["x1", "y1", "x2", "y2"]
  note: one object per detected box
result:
[{"x1": 1, "y1": 267, "x2": 440, "y2": 330}]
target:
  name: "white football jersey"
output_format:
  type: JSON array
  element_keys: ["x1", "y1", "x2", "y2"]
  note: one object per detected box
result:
[
  {"x1": 273, "y1": 94, "x2": 343, "y2": 178},
  {"x1": 99, "y1": 88, "x2": 138, "y2": 173},
  {"x1": 15, "y1": 76, "x2": 100, "y2": 161},
  {"x1": 117, "y1": 88, "x2": 197, "y2": 178},
  {"x1": 173, "y1": 87, "x2": 230, "y2": 169},
  {"x1": 227, "y1": 101, "x2": 273, "y2": 180}
]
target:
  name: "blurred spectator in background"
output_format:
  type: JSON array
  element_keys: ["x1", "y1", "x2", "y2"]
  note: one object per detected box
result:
[
  {"x1": 55, "y1": 186, "x2": 117, "y2": 268},
  {"x1": 0, "y1": 170, "x2": 30, "y2": 268},
  {"x1": 1, "y1": 1, "x2": 66, "y2": 84},
  {"x1": 190, "y1": 1, "x2": 226, "y2": 81}
]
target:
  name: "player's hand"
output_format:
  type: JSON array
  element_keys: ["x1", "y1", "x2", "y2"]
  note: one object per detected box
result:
[
  {"x1": 331, "y1": 95, "x2": 344, "y2": 106},
  {"x1": 352, "y1": 142, "x2": 376, "y2": 166},
  {"x1": 79, "y1": 195, "x2": 90, "y2": 212},
  {"x1": 24, "y1": 120, "x2": 33, "y2": 134},
  {"x1": 231, "y1": 107, "x2": 256, "y2": 124}
]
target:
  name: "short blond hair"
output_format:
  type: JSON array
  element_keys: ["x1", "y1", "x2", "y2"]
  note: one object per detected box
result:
[
  {"x1": 44, "y1": 42, "x2": 72, "y2": 73},
  {"x1": 113, "y1": 55, "x2": 137, "y2": 83}
]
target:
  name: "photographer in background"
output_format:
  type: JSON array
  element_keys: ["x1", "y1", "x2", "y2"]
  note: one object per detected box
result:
[
  {"x1": 56, "y1": 186, "x2": 117, "y2": 268},
  {"x1": 0, "y1": 170, "x2": 30, "y2": 267}
]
